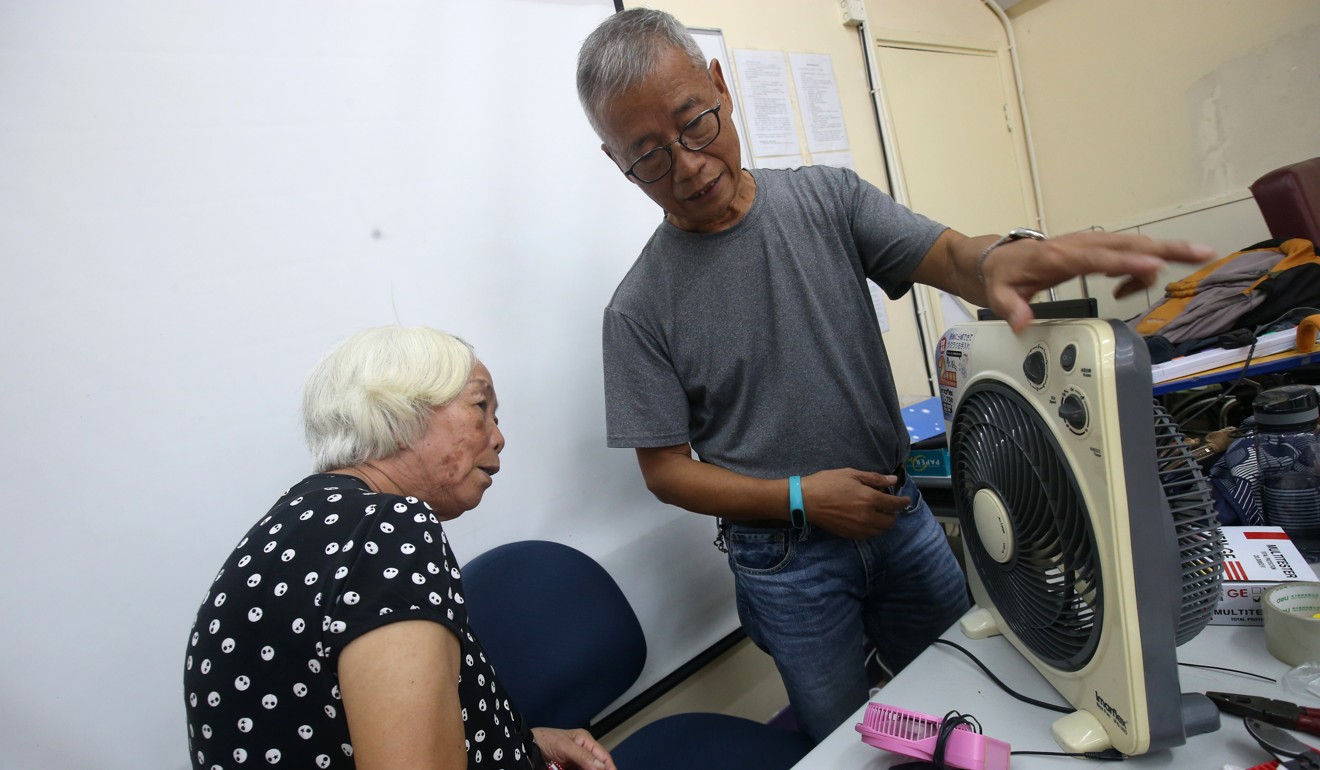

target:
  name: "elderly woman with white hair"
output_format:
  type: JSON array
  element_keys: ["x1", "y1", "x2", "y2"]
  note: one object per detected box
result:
[{"x1": 183, "y1": 326, "x2": 615, "y2": 770}]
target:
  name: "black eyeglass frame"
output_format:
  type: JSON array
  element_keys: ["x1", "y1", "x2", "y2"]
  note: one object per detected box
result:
[{"x1": 623, "y1": 101, "x2": 723, "y2": 184}]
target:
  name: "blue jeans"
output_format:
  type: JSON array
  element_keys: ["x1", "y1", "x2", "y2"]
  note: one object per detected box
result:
[{"x1": 723, "y1": 475, "x2": 969, "y2": 743}]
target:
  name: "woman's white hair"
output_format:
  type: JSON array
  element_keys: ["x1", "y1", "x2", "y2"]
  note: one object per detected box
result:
[{"x1": 301, "y1": 326, "x2": 475, "y2": 473}]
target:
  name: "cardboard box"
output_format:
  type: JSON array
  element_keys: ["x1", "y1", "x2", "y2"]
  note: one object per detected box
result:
[
  {"x1": 1211, "y1": 526, "x2": 1318, "y2": 626},
  {"x1": 905, "y1": 448, "x2": 950, "y2": 478},
  {"x1": 902, "y1": 396, "x2": 950, "y2": 479}
]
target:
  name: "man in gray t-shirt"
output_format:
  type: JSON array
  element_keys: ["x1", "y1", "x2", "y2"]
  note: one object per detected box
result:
[
  {"x1": 603, "y1": 163, "x2": 942, "y2": 482},
  {"x1": 576, "y1": 9, "x2": 1214, "y2": 743}
]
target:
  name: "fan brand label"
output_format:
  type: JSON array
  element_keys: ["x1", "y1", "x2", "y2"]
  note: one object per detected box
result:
[{"x1": 1094, "y1": 691, "x2": 1129, "y2": 734}]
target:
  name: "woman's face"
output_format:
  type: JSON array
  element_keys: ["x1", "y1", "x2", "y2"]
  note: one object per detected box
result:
[{"x1": 407, "y1": 361, "x2": 504, "y2": 518}]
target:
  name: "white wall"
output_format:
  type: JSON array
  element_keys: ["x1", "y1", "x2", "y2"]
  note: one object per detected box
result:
[{"x1": 0, "y1": 2, "x2": 743, "y2": 767}]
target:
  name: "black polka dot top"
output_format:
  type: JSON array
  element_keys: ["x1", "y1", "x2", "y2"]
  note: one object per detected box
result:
[{"x1": 183, "y1": 474, "x2": 542, "y2": 769}]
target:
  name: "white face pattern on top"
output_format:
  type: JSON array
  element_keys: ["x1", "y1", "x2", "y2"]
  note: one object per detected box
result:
[{"x1": 181, "y1": 478, "x2": 537, "y2": 770}]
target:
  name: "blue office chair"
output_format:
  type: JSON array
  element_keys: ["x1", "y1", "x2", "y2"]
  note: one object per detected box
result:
[{"x1": 461, "y1": 540, "x2": 814, "y2": 770}]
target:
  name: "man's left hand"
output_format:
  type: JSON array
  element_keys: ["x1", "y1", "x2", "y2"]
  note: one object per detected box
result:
[
  {"x1": 913, "y1": 229, "x2": 1217, "y2": 333},
  {"x1": 977, "y1": 231, "x2": 1216, "y2": 332}
]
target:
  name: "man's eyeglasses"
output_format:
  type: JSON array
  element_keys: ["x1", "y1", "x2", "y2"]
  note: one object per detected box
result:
[{"x1": 624, "y1": 102, "x2": 723, "y2": 184}]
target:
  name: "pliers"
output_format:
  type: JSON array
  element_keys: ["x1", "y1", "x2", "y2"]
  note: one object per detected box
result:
[
  {"x1": 1246, "y1": 717, "x2": 1320, "y2": 770},
  {"x1": 1208, "y1": 692, "x2": 1320, "y2": 737}
]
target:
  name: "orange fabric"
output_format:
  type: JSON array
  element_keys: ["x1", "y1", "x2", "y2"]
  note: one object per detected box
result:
[
  {"x1": 1133, "y1": 251, "x2": 1249, "y2": 335},
  {"x1": 1244, "y1": 238, "x2": 1318, "y2": 294},
  {"x1": 1299, "y1": 313, "x2": 1320, "y2": 353},
  {"x1": 1133, "y1": 238, "x2": 1317, "y2": 337}
]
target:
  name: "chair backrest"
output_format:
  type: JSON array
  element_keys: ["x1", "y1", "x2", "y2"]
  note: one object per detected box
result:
[
  {"x1": 1250, "y1": 156, "x2": 1320, "y2": 246},
  {"x1": 461, "y1": 540, "x2": 648, "y2": 729}
]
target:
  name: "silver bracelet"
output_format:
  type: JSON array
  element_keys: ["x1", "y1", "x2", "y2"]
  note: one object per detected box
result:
[{"x1": 976, "y1": 227, "x2": 1047, "y2": 284}]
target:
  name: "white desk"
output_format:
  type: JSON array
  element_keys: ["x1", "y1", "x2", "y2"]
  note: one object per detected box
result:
[{"x1": 792, "y1": 620, "x2": 1307, "y2": 769}]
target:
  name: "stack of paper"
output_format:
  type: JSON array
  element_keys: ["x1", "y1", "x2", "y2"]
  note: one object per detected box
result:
[{"x1": 1151, "y1": 328, "x2": 1305, "y2": 384}]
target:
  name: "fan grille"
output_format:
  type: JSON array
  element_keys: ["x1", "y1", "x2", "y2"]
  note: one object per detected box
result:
[
  {"x1": 952, "y1": 386, "x2": 1226, "y2": 670},
  {"x1": 1153, "y1": 401, "x2": 1224, "y2": 644},
  {"x1": 952, "y1": 382, "x2": 1102, "y2": 671}
]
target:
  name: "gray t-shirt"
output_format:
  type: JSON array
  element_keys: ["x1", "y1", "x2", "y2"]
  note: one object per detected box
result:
[{"x1": 603, "y1": 165, "x2": 946, "y2": 480}]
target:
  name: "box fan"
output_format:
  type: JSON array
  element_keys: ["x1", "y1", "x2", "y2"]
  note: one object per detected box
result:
[{"x1": 937, "y1": 318, "x2": 1224, "y2": 756}]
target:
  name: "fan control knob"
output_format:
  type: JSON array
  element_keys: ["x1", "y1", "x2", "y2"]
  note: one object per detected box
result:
[
  {"x1": 1059, "y1": 392, "x2": 1088, "y2": 433},
  {"x1": 1060, "y1": 344, "x2": 1078, "y2": 372},
  {"x1": 1023, "y1": 349, "x2": 1047, "y2": 387}
]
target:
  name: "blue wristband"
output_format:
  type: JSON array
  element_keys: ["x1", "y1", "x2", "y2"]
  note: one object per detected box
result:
[{"x1": 788, "y1": 475, "x2": 806, "y2": 529}]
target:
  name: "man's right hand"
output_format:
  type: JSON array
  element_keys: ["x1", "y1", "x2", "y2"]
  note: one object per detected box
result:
[
  {"x1": 800, "y1": 468, "x2": 910, "y2": 539},
  {"x1": 636, "y1": 445, "x2": 912, "y2": 538}
]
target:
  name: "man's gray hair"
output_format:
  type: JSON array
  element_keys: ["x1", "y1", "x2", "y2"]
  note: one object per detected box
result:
[
  {"x1": 301, "y1": 326, "x2": 475, "y2": 473},
  {"x1": 576, "y1": 8, "x2": 707, "y2": 141}
]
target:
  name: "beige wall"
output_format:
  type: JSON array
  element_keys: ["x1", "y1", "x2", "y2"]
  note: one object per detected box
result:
[
  {"x1": 869, "y1": 0, "x2": 1004, "y2": 43},
  {"x1": 1008, "y1": 0, "x2": 1320, "y2": 235},
  {"x1": 868, "y1": 0, "x2": 1319, "y2": 236},
  {"x1": 870, "y1": 0, "x2": 1317, "y2": 318}
]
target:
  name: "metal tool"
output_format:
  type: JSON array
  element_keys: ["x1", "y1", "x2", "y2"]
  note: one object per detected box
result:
[
  {"x1": 1246, "y1": 718, "x2": 1320, "y2": 770},
  {"x1": 1209, "y1": 693, "x2": 1320, "y2": 738}
]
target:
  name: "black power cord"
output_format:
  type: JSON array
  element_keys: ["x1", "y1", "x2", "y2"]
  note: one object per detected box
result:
[
  {"x1": 888, "y1": 708, "x2": 1125, "y2": 768},
  {"x1": 933, "y1": 711, "x2": 980, "y2": 770},
  {"x1": 928, "y1": 639, "x2": 1277, "y2": 763},
  {"x1": 1012, "y1": 748, "x2": 1126, "y2": 760},
  {"x1": 930, "y1": 639, "x2": 1072, "y2": 713},
  {"x1": 926, "y1": 642, "x2": 1126, "y2": 761},
  {"x1": 1179, "y1": 661, "x2": 1277, "y2": 683},
  {"x1": 1173, "y1": 306, "x2": 1320, "y2": 432}
]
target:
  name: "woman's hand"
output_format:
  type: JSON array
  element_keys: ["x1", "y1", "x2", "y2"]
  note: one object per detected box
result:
[{"x1": 531, "y1": 727, "x2": 617, "y2": 770}]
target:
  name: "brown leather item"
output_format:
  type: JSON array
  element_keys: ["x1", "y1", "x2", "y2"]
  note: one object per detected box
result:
[{"x1": 1250, "y1": 156, "x2": 1320, "y2": 246}]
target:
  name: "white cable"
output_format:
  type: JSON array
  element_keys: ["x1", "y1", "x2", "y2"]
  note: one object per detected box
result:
[{"x1": 981, "y1": 0, "x2": 1048, "y2": 236}]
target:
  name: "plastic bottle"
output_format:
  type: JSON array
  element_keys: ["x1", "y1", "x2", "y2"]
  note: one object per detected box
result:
[{"x1": 1254, "y1": 385, "x2": 1320, "y2": 561}]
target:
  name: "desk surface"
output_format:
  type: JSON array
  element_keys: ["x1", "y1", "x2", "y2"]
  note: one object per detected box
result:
[{"x1": 792, "y1": 620, "x2": 1307, "y2": 769}]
